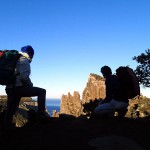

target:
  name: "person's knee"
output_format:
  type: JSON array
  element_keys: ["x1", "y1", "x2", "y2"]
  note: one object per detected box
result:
[
  {"x1": 41, "y1": 88, "x2": 46, "y2": 95},
  {"x1": 94, "y1": 106, "x2": 115, "y2": 115}
]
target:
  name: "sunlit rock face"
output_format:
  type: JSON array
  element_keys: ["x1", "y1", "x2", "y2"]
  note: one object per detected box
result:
[
  {"x1": 0, "y1": 97, "x2": 37, "y2": 127},
  {"x1": 59, "y1": 74, "x2": 106, "y2": 117},
  {"x1": 82, "y1": 73, "x2": 106, "y2": 104},
  {"x1": 60, "y1": 91, "x2": 82, "y2": 117}
]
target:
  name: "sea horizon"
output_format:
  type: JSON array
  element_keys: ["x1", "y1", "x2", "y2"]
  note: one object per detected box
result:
[{"x1": 46, "y1": 98, "x2": 60, "y2": 116}]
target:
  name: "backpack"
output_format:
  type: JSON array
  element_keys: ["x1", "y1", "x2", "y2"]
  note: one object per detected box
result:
[
  {"x1": 115, "y1": 66, "x2": 140, "y2": 99},
  {"x1": 0, "y1": 50, "x2": 21, "y2": 85}
]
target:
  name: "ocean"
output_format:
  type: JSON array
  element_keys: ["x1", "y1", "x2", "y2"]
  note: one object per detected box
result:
[{"x1": 46, "y1": 99, "x2": 60, "y2": 116}]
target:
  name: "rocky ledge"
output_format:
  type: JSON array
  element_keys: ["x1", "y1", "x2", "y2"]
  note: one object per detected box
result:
[{"x1": 0, "y1": 115, "x2": 150, "y2": 150}]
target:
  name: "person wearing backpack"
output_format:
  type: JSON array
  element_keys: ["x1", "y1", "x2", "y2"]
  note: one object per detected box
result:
[
  {"x1": 94, "y1": 65, "x2": 129, "y2": 117},
  {"x1": 3, "y1": 45, "x2": 50, "y2": 129}
]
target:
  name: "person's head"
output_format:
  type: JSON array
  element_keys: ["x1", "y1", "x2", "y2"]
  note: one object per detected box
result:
[
  {"x1": 101, "y1": 65, "x2": 112, "y2": 78},
  {"x1": 21, "y1": 45, "x2": 34, "y2": 59}
]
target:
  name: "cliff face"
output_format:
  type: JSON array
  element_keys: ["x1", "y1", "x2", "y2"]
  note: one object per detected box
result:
[
  {"x1": 82, "y1": 73, "x2": 106, "y2": 104},
  {"x1": 60, "y1": 91, "x2": 82, "y2": 117},
  {"x1": 59, "y1": 74, "x2": 106, "y2": 117}
]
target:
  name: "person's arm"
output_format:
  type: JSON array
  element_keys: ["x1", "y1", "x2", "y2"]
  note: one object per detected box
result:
[
  {"x1": 19, "y1": 60, "x2": 33, "y2": 87},
  {"x1": 100, "y1": 79, "x2": 112, "y2": 104}
]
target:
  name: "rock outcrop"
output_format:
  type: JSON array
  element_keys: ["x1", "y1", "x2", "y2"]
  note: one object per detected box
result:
[
  {"x1": 82, "y1": 73, "x2": 105, "y2": 104},
  {"x1": 0, "y1": 116, "x2": 150, "y2": 150},
  {"x1": 60, "y1": 91, "x2": 82, "y2": 117},
  {"x1": 59, "y1": 73, "x2": 106, "y2": 117},
  {"x1": 0, "y1": 97, "x2": 38, "y2": 127},
  {"x1": 60, "y1": 73, "x2": 150, "y2": 119}
]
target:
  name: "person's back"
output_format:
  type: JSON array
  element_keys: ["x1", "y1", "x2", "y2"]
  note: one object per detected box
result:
[
  {"x1": 6, "y1": 49, "x2": 33, "y2": 88},
  {"x1": 107, "y1": 74, "x2": 129, "y2": 103},
  {"x1": 103, "y1": 74, "x2": 118, "y2": 103},
  {"x1": 94, "y1": 65, "x2": 129, "y2": 117}
]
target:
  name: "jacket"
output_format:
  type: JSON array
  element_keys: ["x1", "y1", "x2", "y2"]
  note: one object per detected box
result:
[
  {"x1": 102, "y1": 75, "x2": 128, "y2": 103},
  {"x1": 6, "y1": 52, "x2": 33, "y2": 88}
]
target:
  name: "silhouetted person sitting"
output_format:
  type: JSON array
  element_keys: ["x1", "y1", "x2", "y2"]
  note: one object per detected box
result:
[{"x1": 94, "y1": 65, "x2": 129, "y2": 117}]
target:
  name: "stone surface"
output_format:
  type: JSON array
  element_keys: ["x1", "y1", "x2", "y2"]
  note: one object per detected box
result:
[
  {"x1": 82, "y1": 73, "x2": 106, "y2": 104},
  {"x1": 88, "y1": 135, "x2": 144, "y2": 150},
  {"x1": 0, "y1": 116, "x2": 150, "y2": 150},
  {"x1": 60, "y1": 91, "x2": 82, "y2": 117}
]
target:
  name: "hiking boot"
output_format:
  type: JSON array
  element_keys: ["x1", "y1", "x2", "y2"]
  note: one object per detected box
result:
[{"x1": 38, "y1": 111, "x2": 51, "y2": 122}]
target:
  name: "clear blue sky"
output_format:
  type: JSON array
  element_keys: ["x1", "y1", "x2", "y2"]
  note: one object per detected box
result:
[{"x1": 0, "y1": 0, "x2": 150, "y2": 98}]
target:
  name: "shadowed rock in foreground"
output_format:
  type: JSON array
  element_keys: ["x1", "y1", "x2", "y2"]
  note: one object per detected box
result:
[{"x1": 0, "y1": 116, "x2": 150, "y2": 150}]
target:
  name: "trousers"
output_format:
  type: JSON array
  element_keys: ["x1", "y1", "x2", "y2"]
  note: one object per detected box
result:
[
  {"x1": 94, "y1": 99, "x2": 128, "y2": 115},
  {"x1": 4, "y1": 86, "x2": 46, "y2": 126}
]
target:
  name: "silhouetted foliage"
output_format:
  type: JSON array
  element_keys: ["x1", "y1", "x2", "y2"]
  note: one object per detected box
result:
[
  {"x1": 82, "y1": 98, "x2": 102, "y2": 115},
  {"x1": 133, "y1": 49, "x2": 150, "y2": 87}
]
